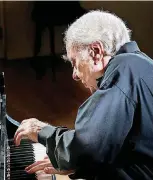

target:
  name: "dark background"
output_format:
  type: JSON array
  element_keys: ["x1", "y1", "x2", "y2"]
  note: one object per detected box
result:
[{"x1": 0, "y1": 1, "x2": 152, "y2": 128}]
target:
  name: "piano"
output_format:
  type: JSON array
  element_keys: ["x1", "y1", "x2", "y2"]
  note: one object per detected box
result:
[{"x1": 0, "y1": 72, "x2": 56, "y2": 180}]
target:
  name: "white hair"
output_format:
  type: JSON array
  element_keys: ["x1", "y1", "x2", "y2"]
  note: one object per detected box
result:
[{"x1": 64, "y1": 10, "x2": 131, "y2": 57}]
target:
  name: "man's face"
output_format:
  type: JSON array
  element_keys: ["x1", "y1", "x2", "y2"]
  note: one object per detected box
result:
[{"x1": 67, "y1": 48, "x2": 103, "y2": 93}]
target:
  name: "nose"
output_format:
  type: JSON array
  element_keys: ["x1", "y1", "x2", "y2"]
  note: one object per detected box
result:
[{"x1": 72, "y1": 68, "x2": 80, "y2": 81}]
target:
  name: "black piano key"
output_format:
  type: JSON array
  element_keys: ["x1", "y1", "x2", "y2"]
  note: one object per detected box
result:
[
  {"x1": 9, "y1": 156, "x2": 34, "y2": 162},
  {"x1": 6, "y1": 139, "x2": 38, "y2": 180},
  {"x1": 8, "y1": 139, "x2": 34, "y2": 145},
  {"x1": 10, "y1": 151, "x2": 34, "y2": 156},
  {"x1": 10, "y1": 169, "x2": 36, "y2": 179}
]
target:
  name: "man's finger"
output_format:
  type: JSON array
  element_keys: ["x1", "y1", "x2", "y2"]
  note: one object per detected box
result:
[
  {"x1": 44, "y1": 156, "x2": 49, "y2": 160},
  {"x1": 26, "y1": 162, "x2": 51, "y2": 174},
  {"x1": 14, "y1": 130, "x2": 27, "y2": 146},
  {"x1": 25, "y1": 159, "x2": 51, "y2": 171},
  {"x1": 21, "y1": 119, "x2": 28, "y2": 125},
  {"x1": 14, "y1": 127, "x2": 24, "y2": 141},
  {"x1": 44, "y1": 167, "x2": 58, "y2": 174},
  {"x1": 25, "y1": 160, "x2": 46, "y2": 171}
]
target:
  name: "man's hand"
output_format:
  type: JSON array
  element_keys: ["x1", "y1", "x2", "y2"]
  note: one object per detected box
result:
[
  {"x1": 25, "y1": 156, "x2": 74, "y2": 175},
  {"x1": 14, "y1": 118, "x2": 47, "y2": 146}
]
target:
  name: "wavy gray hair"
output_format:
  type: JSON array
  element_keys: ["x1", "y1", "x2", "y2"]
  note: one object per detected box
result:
[{"x1": 64, "y1": 10, "x2": 131, "y2": 57}]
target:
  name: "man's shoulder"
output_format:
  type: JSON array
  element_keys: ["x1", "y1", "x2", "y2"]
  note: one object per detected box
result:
[
  {"x1": 105, "y1": 51, "x2": 153, "y2": 82},
  {"x1": 100, "y1": 51, "x2": 153, "y2": 93},
  {"x1": 113, "y1": 51, "x2": 153, "y2": 69}
]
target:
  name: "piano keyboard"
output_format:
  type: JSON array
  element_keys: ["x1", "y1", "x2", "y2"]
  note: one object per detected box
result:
[{"x1": 6, "y1": 139, "x2": 53, "y2": 180}]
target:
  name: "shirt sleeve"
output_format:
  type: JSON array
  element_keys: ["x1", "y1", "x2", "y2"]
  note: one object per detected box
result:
[
  {"x1": 38, "y1": 125, "x2": 77, "y2": 170},
  {"x1": 38, "y1": 85, "x2": 136, "y2": 178}
]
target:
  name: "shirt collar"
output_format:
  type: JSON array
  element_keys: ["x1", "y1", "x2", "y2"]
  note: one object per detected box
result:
[
  {"x1": 116, "y1": 41, "x2": 140, "y2": 55},
  {"x1": 96, "y1": 41, "x2": 140, "y2": 88}
]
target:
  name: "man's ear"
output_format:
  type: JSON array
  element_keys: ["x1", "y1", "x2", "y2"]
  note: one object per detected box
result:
[{"x1": 89, "y1": 41, "x2": 104, "y2": 65}]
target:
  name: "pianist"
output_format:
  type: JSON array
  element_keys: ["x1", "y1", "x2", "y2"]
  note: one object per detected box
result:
[{"x1": 14, "y1": 10, "x2": 153, "y2": 180}]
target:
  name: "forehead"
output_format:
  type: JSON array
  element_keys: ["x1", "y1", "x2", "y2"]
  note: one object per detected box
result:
[
  {"x1": 66, "y1": 46, "x2": 89, "y2": 63},
  {"x1": 65, "y1": 49, "x2": 77, "y2": 63}
]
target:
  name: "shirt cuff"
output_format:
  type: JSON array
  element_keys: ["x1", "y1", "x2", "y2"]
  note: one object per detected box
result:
[{"x1": 38, "y1": 125, "x2": 57, "y2": 146}]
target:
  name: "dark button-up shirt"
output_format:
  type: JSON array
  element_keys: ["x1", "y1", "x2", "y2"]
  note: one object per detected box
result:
[{"x1": 38, "y1": 41, "x2": 153, "y2": 180}]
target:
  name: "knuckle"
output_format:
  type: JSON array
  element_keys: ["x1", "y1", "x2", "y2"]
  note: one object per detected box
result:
[
  {"x1": 22, "y1": 119, "x2": 27, "y2": 123},
  {"x1": 31, "y1": 118, "x2": 37, "y2": 121}
]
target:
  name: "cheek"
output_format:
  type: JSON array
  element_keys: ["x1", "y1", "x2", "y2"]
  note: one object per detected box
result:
[
  {"x1": 77, "y1": 64, "x2": 84, "y2": 77},
  {"x1": 77, "y1": 61, "x2": 92, "y2": 81},
  {"x1": 83, "y1": 69, "x2": 93, "y2": 83}
]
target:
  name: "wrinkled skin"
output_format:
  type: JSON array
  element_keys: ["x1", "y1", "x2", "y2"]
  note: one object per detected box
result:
[{"x1": 25, "y1": 156, "x2": 74, "y2": 176}]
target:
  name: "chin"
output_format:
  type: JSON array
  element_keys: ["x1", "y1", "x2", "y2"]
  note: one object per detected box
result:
[{"x1": 83, "y1": 84, "x2": 97, "y2": 94}]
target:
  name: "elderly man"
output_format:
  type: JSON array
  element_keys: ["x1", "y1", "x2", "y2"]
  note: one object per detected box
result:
[{"x1": 14, "y1": 10, "x2": 153, "y2": 180}]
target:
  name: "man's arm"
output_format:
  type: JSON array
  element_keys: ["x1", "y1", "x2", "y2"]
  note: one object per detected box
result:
[
  {"x1": 37, "y1": 85, "x2": 136, "y2": 178},
  {"x1": 38, "y1": 126, "x2": 77, "y2": 170}
]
